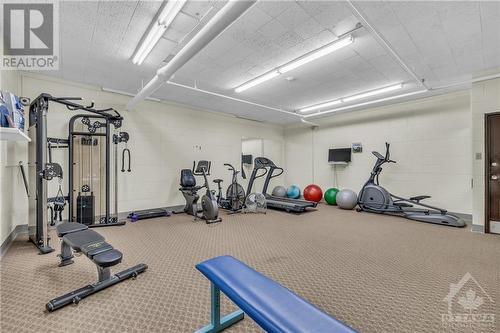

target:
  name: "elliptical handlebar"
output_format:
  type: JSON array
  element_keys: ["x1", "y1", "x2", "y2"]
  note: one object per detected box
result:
[
  {"x1": 373, "y1": 143, "x2": 397, "y2": 165},
  {"x1": 384, "y1": 142, "x2": 391, "y2": 162},
  {"x1": 385, "y1": 143, "x2": 397, "y2": 163}
]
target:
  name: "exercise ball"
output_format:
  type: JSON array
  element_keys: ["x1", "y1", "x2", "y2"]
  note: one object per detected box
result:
[
  {"x1": 286, "y1": 185, "x2": 301, "y2": 199},
  {"x1": 336, "y1": 189, "x2": 358, "y2": 210},
  {"x1": 324, "y1": 188, "x2": 339, "y2": 205},
  {"x1": 272, "y1": 186, "x2": 287, "y2": 198},
  {"x1": 303, "y1": 184, "x2": 323, "y2": 202}
]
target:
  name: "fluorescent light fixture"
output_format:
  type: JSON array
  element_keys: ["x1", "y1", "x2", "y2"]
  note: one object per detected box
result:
[
  {"x1": 235, "y1": 70, "x2": 280, "y2": 93},
  {"x1": 303, "y1": 89, "x2": 428, "y2": 118},
  {"x1": 298, "y1": 83, "x2": 403, "y2": 113},
  {"x1": 342, "y1": 83, "x2": 403, "y2": 103},
  {"x1": 234, "y1": 35, "x2": 354, "y2": 93},
  {"x1": 279, "y1": 35, "x2": 353, "y2": 74},
  {"x1": 299, "y1": 99, "x2": 342, "y2": 113},
  {"x1": 132, "y1": 0, "x2": 186, "y2": 65},
  {"x1": 158, "y1": 0, "x2": 186, "y2": 26},
  {"x1": 132, "y1": 23, "x2": 167, "y2": 65}
]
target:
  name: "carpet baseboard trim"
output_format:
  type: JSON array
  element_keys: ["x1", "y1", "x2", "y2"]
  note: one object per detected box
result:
[
  {"x1": 1, "y1": 224, "x2": 28, "y2": 259},
  {"x1": 471, "y1": 224, "x2": 484, "y2": 233},
  {"x1": 449, "y1": 212, "x2": 472, "y2": 223}
]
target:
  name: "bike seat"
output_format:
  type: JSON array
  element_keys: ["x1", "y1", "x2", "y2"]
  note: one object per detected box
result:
[
  {"x1": 213, "y1": 179, "x2": 223, "y2": 184},
  {"x1": 409, "y1": 195, "x2": 431, "y2": 202}
]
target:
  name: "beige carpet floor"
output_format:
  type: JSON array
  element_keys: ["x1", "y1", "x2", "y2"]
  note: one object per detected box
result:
[{"x1": 1, "y1": 205, "x2": 499, "y2": 333}]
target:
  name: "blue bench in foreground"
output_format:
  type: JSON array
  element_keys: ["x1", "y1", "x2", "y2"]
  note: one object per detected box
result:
[{"x1": 195, "y1": 255, "x2": 357, "y2": 333}]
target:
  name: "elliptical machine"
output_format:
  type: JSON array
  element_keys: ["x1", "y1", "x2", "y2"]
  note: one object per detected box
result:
[
  {"x1": 213, "y1": 163, "x2": 246, "y2": 213},
  {"x1": 357, "y1": 143, "x2": 465, "y2": 228},
  {"x1": 179, "y1": 161, "x2": 221, "y2": 224}
]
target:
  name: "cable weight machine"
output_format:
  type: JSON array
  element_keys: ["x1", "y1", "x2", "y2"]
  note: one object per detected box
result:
[{"x1": 28, "y1": 93, "x2": 129, "y2": 254}]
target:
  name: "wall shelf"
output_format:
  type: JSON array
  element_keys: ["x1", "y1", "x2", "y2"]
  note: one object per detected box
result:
[{"x1": 0, "y1": 127, "x2": 31, "y2": 142}]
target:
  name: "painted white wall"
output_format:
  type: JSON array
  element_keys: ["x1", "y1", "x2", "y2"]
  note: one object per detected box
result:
[
  {"x1": 0, "y1": 72, "x2": 284, "y2": 244},
  {"x1": 0, "y1": 70, "x2": 27, "y2": 245},
  {"x1": 471, "y1": 78, "x2": 500, "y2": 228},
  {"x1": 284, "y1": 91, "x2": 473, "y2": 215}
]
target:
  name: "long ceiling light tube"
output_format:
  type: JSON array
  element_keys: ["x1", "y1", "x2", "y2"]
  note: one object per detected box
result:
[
  {"x1": 299, "y1": 99, "x2": 342, "y2": 113},
  {"x1": 234, "y1": 35, "x2": 354, "y2": 93},
  {"x1": 234, "y1": 70, "x2": 280, "y2": 93},
  {"x1": 132, "y1": 0, "x2": 187, "y2": 65},
  {"x1": 280, "y1": 35, "x2": 353, "y2": 74},
  {"x1": 303, "y1": 89, "x2": 428, "y2": 118},
  {"x1": 299, "y1": 83, "x2": 403, "y2": 113},
  {"x1": 342, "y1": 83, "x2": 403, "y2": 102}
]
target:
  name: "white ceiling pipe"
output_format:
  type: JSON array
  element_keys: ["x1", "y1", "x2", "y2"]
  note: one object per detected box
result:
[
  {"x1": 430, "y1": 72, "x2": 500, "y2": 90},
  {"x1": 346, "y1": 0, "x2": 428, "y2": 90},
  {"x1": 127, "y1": 0, "x2": 256, "y2": 110},
  {"x1": 166, "y1": 80, "x2": 300, "y2": 117}
]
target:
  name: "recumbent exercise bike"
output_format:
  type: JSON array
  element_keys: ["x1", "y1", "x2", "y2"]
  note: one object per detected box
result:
[{"x1": 179, "y1": 161, "x2": 221, "y2": 224}]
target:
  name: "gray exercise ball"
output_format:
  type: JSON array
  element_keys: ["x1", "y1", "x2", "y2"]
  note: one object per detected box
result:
[
  {"x1": 336, "y1": 189, "x2": 358, "y2": 210},
  {"x1": 272, "y1": 186, "x2": 287, "y2": 197}
]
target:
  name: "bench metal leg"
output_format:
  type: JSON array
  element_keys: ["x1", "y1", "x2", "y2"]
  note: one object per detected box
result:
[
  {"x1": 46, "y1": 263, "x2": 148, "y2": 312},
  {"x1": 58, "y1": 240, "x2": 74, "y2": 266},
  {"x1": 97, "y1": 266, "x2": 111, "y2": 282},
  {"x1": 195, "y1": 283, "x2": 244, "y2": 333}
]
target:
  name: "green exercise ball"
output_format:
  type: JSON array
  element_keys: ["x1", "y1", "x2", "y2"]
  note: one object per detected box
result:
[{"x1": 324, "y1": 188, "x2": 339, "y2": 205}]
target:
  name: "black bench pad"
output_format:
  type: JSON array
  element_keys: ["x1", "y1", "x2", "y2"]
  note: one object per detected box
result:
[
  {"x1": 81, "y1": 241, "x2": 113, "y2": 258},
  {"x1": 56, "y1": 222, "x2": 88, "y2": 237},
  {"x1": 62, "y1": 229, "x2": 104, "y2": 252},
  {"x1": 93, "y1": 249, "x2": 123, "y2": 267}
]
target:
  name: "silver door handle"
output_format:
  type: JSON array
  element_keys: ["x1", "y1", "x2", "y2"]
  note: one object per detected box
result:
[
  {"x1": 492, "y1": 162, "x2": 498, "y2": 167},
  {"x1": 492, "y1": 175, "x2": 499, "y2": 180}
]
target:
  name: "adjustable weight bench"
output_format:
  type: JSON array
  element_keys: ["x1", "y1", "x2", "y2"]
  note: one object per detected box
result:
[
  {"x1": 195, "y1": 256, "x2": 357, "y2": 333},
  {"x1": 46, "y1": 222, "x2": 147, "y2": 312}
]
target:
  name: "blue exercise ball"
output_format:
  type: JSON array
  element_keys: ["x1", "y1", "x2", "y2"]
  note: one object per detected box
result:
[
  {"x1": 272, "y1": 186, "x2": 287, "y2": 197},
  {"x1": 336, "y1": 189, "x2": 358, "y2": 210},
  {"x1": 287, "y1": 185, "x2": 301, "y2": 199}
]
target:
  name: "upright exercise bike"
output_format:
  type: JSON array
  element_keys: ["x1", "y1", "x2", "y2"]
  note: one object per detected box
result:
[
  {"x1": 213, "y1": 163, "x2": 246, "y2": 213},
  {"x1": 179, "y1": 161, "x2": 221, "y2": 224},
  {"x1": 357, "y1": 143, "x2": 465, "y2": 227}
]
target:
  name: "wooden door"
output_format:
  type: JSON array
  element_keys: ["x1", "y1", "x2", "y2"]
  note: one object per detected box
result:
[{"x1": 486, "y1": 113, "x2": 500, "y2": 234}]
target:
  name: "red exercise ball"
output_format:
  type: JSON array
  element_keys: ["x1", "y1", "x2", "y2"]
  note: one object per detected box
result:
[{"x1": 303, "y1": 184, "x2": 323, "y2": 202}]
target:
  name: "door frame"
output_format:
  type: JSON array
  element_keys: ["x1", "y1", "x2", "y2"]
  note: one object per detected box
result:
[{"x1": 484, "y1": 111, "x2": 500, "y2": 233}]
